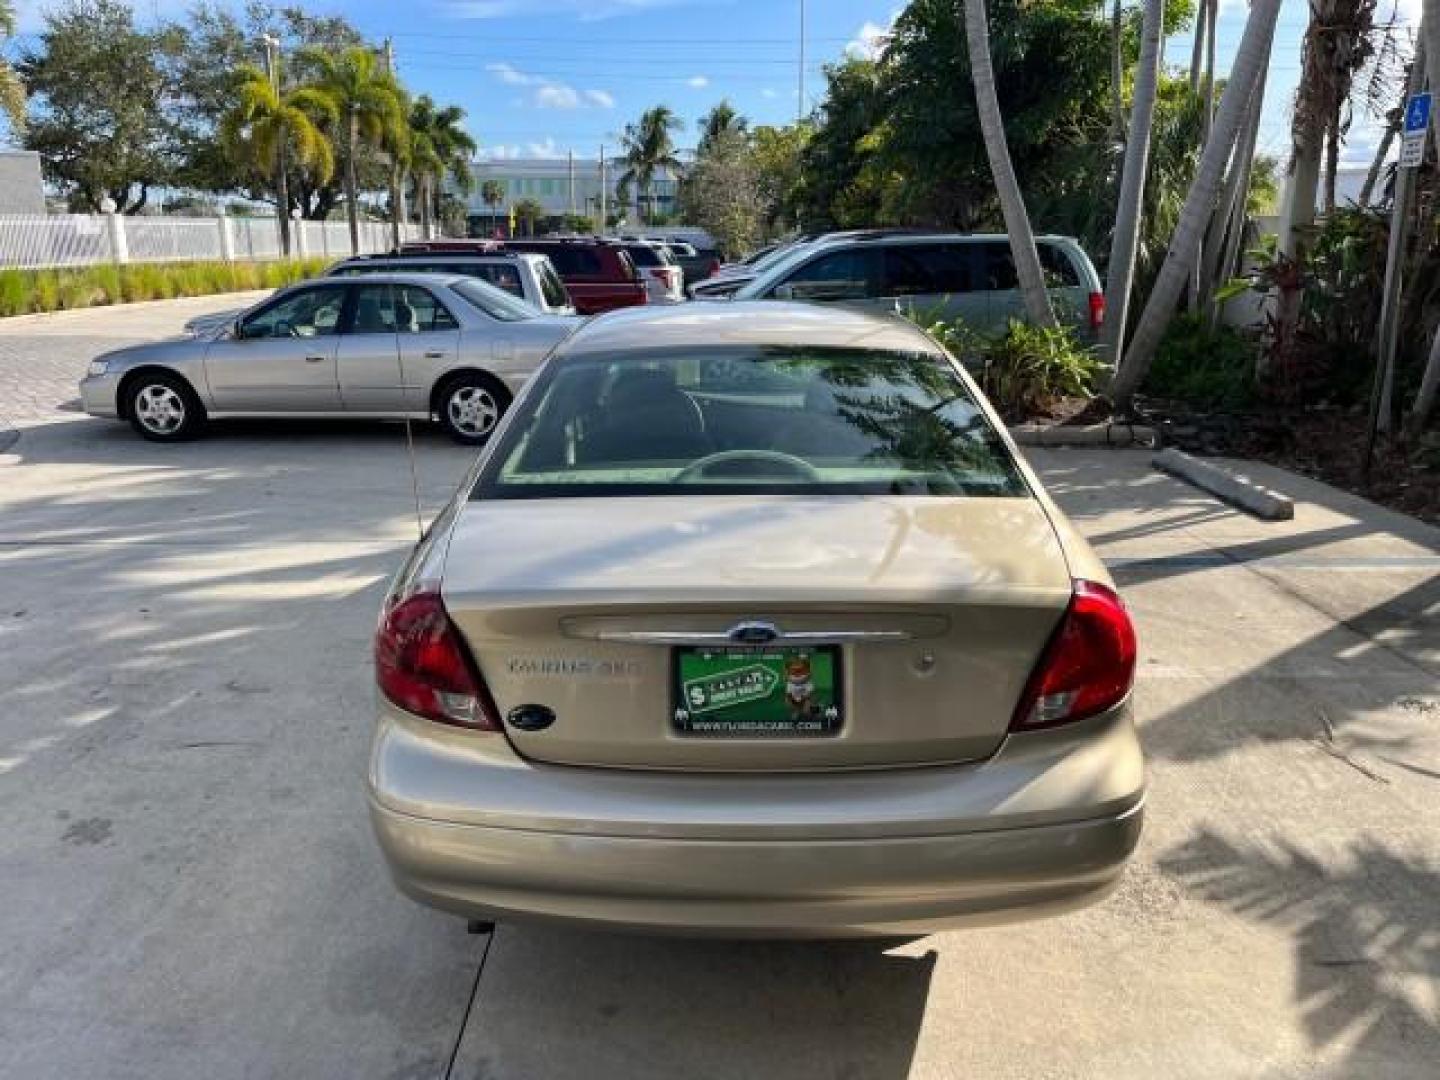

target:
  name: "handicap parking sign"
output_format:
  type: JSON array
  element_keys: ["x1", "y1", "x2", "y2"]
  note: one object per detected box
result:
[
  {"x1": 1405, "y1": 92, "x2": 1432, "y2": 134},
  {"x1": 1400, "y1": 92, "x2": 1431, "y2": 168}
]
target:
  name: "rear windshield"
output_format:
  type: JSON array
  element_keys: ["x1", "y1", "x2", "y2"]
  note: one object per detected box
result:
[
  {"x1": 474, "y1": 346, "x2": 1027, "y2": 499},
  {"x1": 449, "y1": 278, "x2": 537, "y2": 322},
  {"x1": 626, "y1": 245, "x2": 665, "y2": 267}
]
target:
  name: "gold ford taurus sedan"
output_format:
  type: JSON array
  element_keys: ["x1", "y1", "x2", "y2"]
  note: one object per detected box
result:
[{"x1": 367, "y1": 301, "x2": 1143, "y2": 937}]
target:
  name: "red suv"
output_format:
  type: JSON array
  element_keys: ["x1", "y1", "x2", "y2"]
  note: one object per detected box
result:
[
  {"x1": 399, "y1": 238, "x2": 648, "y2": 315},
  {"x1": 498, "y1": 239, "x2": 648, "y2": 315}
]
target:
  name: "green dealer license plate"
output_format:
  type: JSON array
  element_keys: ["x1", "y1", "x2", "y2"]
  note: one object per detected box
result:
[{"x1": 672, "y1": 645, "x2": 843, "y2": 737}]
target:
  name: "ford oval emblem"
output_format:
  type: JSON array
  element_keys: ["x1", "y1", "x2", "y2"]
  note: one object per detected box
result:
[{"x1": 728, "y1": 621, "x2": 780, "y2": 644}]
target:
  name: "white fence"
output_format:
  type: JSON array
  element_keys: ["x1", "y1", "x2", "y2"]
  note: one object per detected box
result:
[{"x1": 0, "y1": 213, "x2": 415, "y2": 270}]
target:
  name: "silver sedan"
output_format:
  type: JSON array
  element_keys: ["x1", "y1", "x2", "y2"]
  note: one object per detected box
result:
[{"x1": 79, "y1": 273, "x2": 582, "y2": 443}]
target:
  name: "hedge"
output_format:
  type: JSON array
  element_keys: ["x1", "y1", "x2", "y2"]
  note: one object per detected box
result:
[{"x1": 0, "y1": 258, "x2": 333, "y2": 318}]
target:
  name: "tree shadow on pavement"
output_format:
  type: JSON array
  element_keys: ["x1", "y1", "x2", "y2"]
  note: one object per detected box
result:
[
  {"x1": 1159, "y1": 829, "x2": 1440, "y2": 1073},
  {"x1": 453, "y1": 928, "x2": 936, "y2": 1080}
]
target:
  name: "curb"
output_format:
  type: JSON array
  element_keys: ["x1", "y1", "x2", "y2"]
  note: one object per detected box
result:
[
  {"x1": 1009, "y1": 422, "x2": 1157, "y2": 447},
  {"x1": 1152, "y1": 447, "x2": 1295, "y2": 521}
]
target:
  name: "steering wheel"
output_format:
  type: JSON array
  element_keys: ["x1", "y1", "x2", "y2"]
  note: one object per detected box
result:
[{"x1": 673, "y1": 449, "x2": 822, "y2": 484}]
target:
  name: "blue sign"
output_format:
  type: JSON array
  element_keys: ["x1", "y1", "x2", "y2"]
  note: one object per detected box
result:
[{"x1": 1405, "y1": 92, "x2": 1432, "y2": 134}]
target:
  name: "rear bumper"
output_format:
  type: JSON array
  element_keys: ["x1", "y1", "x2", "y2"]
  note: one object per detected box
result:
[
  {"x1": 367, "y1": 703, "x2": 1145, "y2": 936},
  {"x1": 371, "y1": 798, "x2": 1141, "y2": 937}
]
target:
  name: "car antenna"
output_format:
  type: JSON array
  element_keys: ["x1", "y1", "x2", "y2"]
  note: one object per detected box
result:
[{"x1": 402, "y1": 414, "x2": 425, "y2": 540}]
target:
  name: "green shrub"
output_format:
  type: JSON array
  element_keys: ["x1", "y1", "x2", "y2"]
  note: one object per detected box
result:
[
  {"x1": 0, "y1": 270, "x2": 28, "y2": 316},
  {"x1": 1146, "y1": 315, "x2": 1257, "y2": 408},
  {"x1": 33, "y1": 272, "x2": 61, "y2": 312},
  {"x1": 0, "y1": 259, "x2": 331, "y2": 319},
  {"x1": 980, "y1": 321, "x2": 1101, "y2": 419},
  {"x1": 906, "y1": 307, "x2": 1100, "y2": 419}
]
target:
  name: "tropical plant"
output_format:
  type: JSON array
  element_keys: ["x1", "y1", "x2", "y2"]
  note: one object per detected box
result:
[
  {"x1": 513, "y1": 197, "x2": 545, "y2": 236},
  {"x1": 19, "y1": 0, "x2": 177, "y2": 212},
  {"x1": 906, "y1": 309, "x2": 1099, "y2": 419},
  {"x1": 697, "y1": 100, "x2": 747, "y2": 156},
  {"x1": 0, "y1": 0, "x2": 25, "y2": 134},
  {"x1": 618, "y1": 105, "x2": 684, "y2": 226},
  {"x1": 961, "y1": 0, "x2": 1055, "y2": 328},
  {"x1": 219, "y1": 64, "x2": 336, "y2": 256},
  {"x1": 298, "y1": 45, "x2": 406, "y2": 253},
  {"x1": 1111, "y1": 0, "x2": 1284, "y2": 409},
  {"x1": 407, "y1": 97, "x2": 476, "y2": 240}
]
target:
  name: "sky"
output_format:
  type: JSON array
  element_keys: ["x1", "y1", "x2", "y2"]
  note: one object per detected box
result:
[{"x1": 3, "y1": 0, "x2": 1429, "y2": 169}]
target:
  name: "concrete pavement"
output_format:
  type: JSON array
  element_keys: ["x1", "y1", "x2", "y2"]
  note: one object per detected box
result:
[{"x1": 1, "y1": 300, "x2": 1436, "y2": 1079}]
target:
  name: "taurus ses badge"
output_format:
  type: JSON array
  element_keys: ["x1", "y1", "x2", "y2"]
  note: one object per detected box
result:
[{"x1": 728, "y1": 621, "x2": 781, "y2": 645}]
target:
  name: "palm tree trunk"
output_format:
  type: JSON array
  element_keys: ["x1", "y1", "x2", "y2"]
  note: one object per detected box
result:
[
  {"x1": 419, "y1": 175, "x2": 432, "y2": 240},
  {"x1": 276, "y1": 141, "x2": 291, "y2": 258},
  {"x1": 1189, "y1": 0, "x2": 1208, "y2": 94},
  {"x1": 962, "y1": 0, "x2": 1057, "y2": 329},
  {"x1": 345, "y1": 110, "x2": 360, "y2": 255},
  {"x1": 1279, "y1": 4, "x2": 1331, "y2": 259},
  {"x1": 1111, "y1": 0, "x2": 1282, "y2": 409},
  {"x1": 1100, "y1": 0, "x2": 1164, "y2": 371},
  {"x1": 389, "y1": 159, "x2": 403, "y2": 251},
  {"x1": 1407, "y1": 316, "x2": 1440, "y2": 435},
  {"x1": 1322, "y1": 118, "x2": 1340, "y2": 213},
  {"x1": 1188, "y1": 0, "x2": 1219, "y2": 312},
  {"x1": 1358, "y1": 117, "x2": 1397, "y2": 206},
  {"x1": 1205, "y1": 65, "x2": 1269, "y2": 331}
]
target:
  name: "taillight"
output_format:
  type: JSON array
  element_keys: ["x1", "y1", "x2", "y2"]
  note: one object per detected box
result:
[
  {"x1": 705, "y1": 258, "x2": 721, "y2": 279},
  {"x1": 375, "y1": 590, "x2": 500, "y2": 730},
  {"x1": 1011, "y1": 580, "x2": 1136, "y2": 731},
  {"x1": 1088, "y1": 291, "x2": 1105, "y2": 330}
]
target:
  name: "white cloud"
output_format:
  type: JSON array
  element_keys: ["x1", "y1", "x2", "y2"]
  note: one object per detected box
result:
[
  {"x1": 844, "y1": 10, "x2": 901, "y2": 61},
  {"x1": 536, "y1": 84, "x2": 581, "y2": 109},
  {"x1": 478, "y1": 139, "x2": 566, "y2": 161},
  {"x1": 488, "y1": 62, "x2": 539, "y2": 87},
  {"x1": 687, "y1": 75, "x2": 710, "y2": 88},
  {"x1": 486, "y1": 62, "x2": 614, "y2": 110},
  {"x1": 761, "y1": 88, "x2": 778, "y2": 99}
]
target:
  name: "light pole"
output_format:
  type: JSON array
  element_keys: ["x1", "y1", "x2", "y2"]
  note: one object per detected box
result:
[
  {"x1": 261, "y1": 33, "x2": 291, "y2": 257},
  {"x1": 797, "y1": 0, "x2": 806, "y2": 124}
]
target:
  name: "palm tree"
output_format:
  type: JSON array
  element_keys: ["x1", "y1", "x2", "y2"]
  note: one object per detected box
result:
[
  {"x1": 697, "y1": 100, "x2": 747, "y2": 157},
  {"x1": 479, "y1": 179, "x2": 505, "y2": 234},
  {"x1": 408, "y1": 97, "x2": 476, "y2": 240},
  {"x1": 299, "y1": 45, "x2": 406, "y2": 254},
  {"x1": 513, "y1": 197, "x2": 545, "y2": 237},
  {"x1": 618, "y1": 106, "x2": 684, "y2": 225},
  {"x1": 1110, "y1": 0, "x2": 1284, "y2": 409},
  {"x1": 380, "y1": 92, "x2": 411, "y2": 251},
  {"x1": 961, "y1": 0, "x2": 1056, "y2": 329},
  {"x1": 219, "y1": 63, "x2": 336, "y2": 257},
  {"x1": 0, "y1": 0, "x2": 26, "y2": 135},
  {"x1": 1099, "y1": 0, "x2": 1165, "y2": 370}
]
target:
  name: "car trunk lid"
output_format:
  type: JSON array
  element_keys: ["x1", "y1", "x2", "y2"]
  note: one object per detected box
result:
[{"x1": 441, "y1": 495, "x2": 1071, "y2": 771}]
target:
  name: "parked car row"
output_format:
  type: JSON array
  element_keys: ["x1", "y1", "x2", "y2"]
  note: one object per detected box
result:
[{"x1": 91, "y1": 229, "x2": 1106, "y2": 446}]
